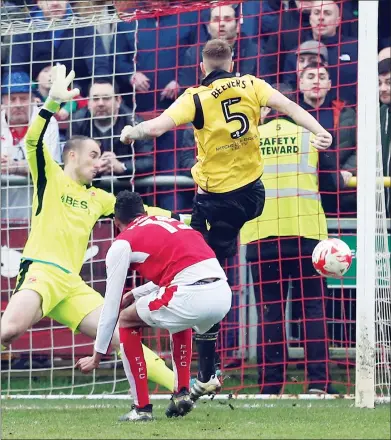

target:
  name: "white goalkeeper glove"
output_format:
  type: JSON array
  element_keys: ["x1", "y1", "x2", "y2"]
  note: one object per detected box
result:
[
  {"x1": 120, "y1": 124, "x2": 137, "y2": 144},
  {"x1": 48, "y1": 64, "x2": 80, "y2": 104}
]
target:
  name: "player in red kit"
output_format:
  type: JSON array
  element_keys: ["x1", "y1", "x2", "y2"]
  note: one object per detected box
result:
[{"x1": 76, "y1": 191, "x2": 232, "y2": 421}]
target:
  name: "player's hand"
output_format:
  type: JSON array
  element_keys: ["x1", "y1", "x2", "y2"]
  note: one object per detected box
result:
[
  {"x1": 341, "y1": 170, "x2": 353, "y2": 186},
  {"x1": 56, "y1": 107, "x2": 70, "y2": 121},
  {"x1": 1, "y1": 155, "x2": 17, "y2": 174},
  {"x1": 161, "y1": 80, "x2": 178, "y2": 101},
  {"x1": 49, "y1": 64, "x2": 80, "y2": 104},
  {"x1": 311, "y1": 131, "x2": 333, "y2": 150},
  {"x1": 131, "y1": 72, "x2": 150, "y2": 92},
  {"x1": 121, "y1": 291, "x2": 135, "y2": 310},
  {"x1": 120, "y1": 125, "x2": 136, "y2": 144},
  {"x1": 75, "y1": 356, "x2": 100, "y2": 374}
]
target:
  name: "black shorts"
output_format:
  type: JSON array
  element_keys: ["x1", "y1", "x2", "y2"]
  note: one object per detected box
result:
[{"x1": 190, "y1": 179, "x2": 265, "y2": 261}]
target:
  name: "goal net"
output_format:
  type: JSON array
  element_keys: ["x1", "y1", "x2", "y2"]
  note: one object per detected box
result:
[{"x1": 0, "y1": 0, "x2": 389, "y2": 404}]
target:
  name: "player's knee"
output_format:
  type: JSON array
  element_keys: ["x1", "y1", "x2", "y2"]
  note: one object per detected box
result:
[{"x1": 0, "y1": 322, "x2": 23, "y2": 345}]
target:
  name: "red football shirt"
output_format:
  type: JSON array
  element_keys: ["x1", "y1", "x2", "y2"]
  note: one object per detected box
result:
[{"x1": 117, "y1": 215, "x2": 216, "y2": 287}]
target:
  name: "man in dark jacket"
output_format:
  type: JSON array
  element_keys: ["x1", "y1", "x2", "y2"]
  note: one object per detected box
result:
[
  {"x1": 68, "y1": 80, "x2": 153, "y2": 179},
  {"x1": 9, "y1": 1, "x2": 111, "y2": 95},
  {"x1": 379, "y1": 58, "x2": 391, "y2": 215},
  {"x1": 261, "y1": 0, "x2": 312, "y2": 84},
  {"x1": 115, "y1": 1, "x2": 201, "y2": 112},
  {"x1": 299, "y1": 62, "x2": 356, "y2": 214},
  {"x1": 283, "y1": 0, "x2": 358, "y2": 104},
  {"x1": 178, "y1": 4, "x2": 261, "y2": 89}
]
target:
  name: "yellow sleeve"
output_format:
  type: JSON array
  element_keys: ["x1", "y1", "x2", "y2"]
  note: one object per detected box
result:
[
  {"x1": 145, "y1": 204, "x2": 175, "y2": 218},
  {"x1": 251, "y1": 77, "x2": 276, "y2": 107},
  {"x1": 163, "y1": 90, "x2": 196, "y2": 126},
  {"x1": 24, "y1": 99, "x2": 62, "y2": 185},
  {"x1": 99, "y1": 191, "x2": 116, "y2": 217}
]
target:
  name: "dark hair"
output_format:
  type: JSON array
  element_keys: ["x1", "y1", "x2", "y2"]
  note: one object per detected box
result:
[
  {"x1": 202, "y1": 38, "x2": 232, "y2": 62},
  {"x1": 114, "y1": 191, "x2": 146, "y2": 225},
  {"x1": 379, "y1": 58, "x2": 391, "y2": 76},
  {"x1": 88, "y1": 79, "x2": 120, "y2": 96},
  {"x1": 62, "y1": 135, "x2": 98, "y2": 163},
  {"x1": 300, "y1": 61, "x2": 330, "y2": 78}
]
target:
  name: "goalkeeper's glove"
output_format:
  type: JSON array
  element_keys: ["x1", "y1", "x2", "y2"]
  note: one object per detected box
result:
[{"x1": 48, "y1": 64, "x2": 80, "y2": 104}]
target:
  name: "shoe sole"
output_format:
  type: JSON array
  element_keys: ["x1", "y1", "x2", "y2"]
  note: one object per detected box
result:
[{"x1": 190, "y1": 383, "x2": 222, "y2": 402}]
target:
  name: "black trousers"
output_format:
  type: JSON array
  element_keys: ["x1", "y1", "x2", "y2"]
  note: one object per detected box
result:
[
  {"x1": 191, "y1": 179, "x2": 265, "y2": 261},
  {"x1": 246, "y1": 237, "x2": 331, "y2": 391}
]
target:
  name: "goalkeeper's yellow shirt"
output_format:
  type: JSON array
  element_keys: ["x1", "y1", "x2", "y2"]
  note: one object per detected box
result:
[
  {"x1": 22, "y1": 102, "x2": 174, "y2": 275},
  {"x1": 164, "y1": 70, "x2": 275, "y2": 193}
]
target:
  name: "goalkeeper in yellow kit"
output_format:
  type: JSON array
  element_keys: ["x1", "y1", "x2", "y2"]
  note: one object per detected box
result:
[{"x1": 0, "y1": 65, "x2": 174, "y2": 391}]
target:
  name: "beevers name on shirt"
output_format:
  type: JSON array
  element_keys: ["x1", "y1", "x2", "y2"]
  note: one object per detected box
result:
[{"x1": 211, "y1": 78, "x2": 247, "y2": 99}]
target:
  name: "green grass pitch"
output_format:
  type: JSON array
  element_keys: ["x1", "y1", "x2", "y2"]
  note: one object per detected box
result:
[{"x1": 2, "y1": 399, "x2": 390, "y2": 439}]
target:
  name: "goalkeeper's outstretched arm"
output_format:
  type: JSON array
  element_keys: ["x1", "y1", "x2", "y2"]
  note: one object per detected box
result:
[{"x1": 25, "y1": 65, "x2": 80, "y2": 184}]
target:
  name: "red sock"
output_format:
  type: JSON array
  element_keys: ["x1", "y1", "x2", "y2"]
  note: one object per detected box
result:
[
  {"x1": 170, "y1": 329, "x2": 192, "y2": 392},
  {"x1": 119, "y1": 327, "x2": 150, "y2": 408}
]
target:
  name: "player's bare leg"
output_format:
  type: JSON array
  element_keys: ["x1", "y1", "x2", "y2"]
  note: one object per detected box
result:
[
  {"x1": 77, "y1": 305, "x2": 174, "y2": 393},
  {"x1": 1, "y1": 289, "x2": 43, "y2": 347}
]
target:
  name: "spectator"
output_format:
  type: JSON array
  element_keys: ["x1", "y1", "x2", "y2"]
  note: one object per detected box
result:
[
  {"x1": 299, "y1": 62, "x2": 356, "y2": 214},
  {"x1": 115, "y1": 0, "x2": 201, "y2": 112},
  {"x1": 1, "y1": 72, "x2": 60, "y2": 219},
  {"x1": 282, "y1": 40, "x2": 329, "y2": 90},
  {"x1": 68, "y1": 80, "x2": 153, "y2": 179},
  {"x1": 9, "y1": 0, "x2": 111, "y2": 95},
  {"x1": 71, "y1": 1, "x2": 118, "y2": 67},
  {"x1": 379, "y1": 58, "x2": 391, "y2": 215},
  {"x1": 299, "y1": 63, "x2": 356, "y2": 176},
  {"x1": 379, "y1": 47, "x2": 391, "y2": 63},
  {"x1": 1, "y1": 1, "x2": 30, "y2": 72},
  {"x1": 261, "y1": 0, "x2": 313, "y2": 83},
  {"x1": 179, "y1": 4, "x2": 260, "y2": 89},
  {"x1": 283, "y1": 0, "x2": 358, "y2": 103},
  {"x1": 34, "y1": 65, "x2": 88, "y2": 122}
]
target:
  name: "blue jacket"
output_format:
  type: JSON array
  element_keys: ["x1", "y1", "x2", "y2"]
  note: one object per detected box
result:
[
  {"x1": 115, "y1": 12, "x2": 201, "y2": 112},
  {"x1": 9, "y1": 5, "x2": 111, "y2": 94},
  {"x1": 179, "y1": 36, "x2": 261, "y2": 89},
  {"x1": 282, "y1": 35, "x2": 358, "y2": 104}
]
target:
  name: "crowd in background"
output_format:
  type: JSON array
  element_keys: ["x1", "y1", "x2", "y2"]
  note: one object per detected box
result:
[{"x1": 1, "y1": 0, "x2": 390, "y2": 217}]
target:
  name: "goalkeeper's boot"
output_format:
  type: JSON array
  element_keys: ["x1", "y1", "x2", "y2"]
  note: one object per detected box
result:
[
  {"x1": 118, "y1": 404, "x2": 153, "y2": 422},
  {"x1": 190, "y1": 374, "x2": 222, "y2": 402},
  {"x1": 165, "y1": 387, "x2": 194, "y2": 418}
]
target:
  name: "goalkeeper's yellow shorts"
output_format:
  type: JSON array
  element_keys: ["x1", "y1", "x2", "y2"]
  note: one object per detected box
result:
[{"x1": 13, "y1": 260, "x2": 103, "y2": 332}]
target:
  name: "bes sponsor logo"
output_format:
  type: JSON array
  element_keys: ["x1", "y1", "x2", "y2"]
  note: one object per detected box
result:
[{"x1": 61, "y1": 194, "x2": 88, "y2": 209}]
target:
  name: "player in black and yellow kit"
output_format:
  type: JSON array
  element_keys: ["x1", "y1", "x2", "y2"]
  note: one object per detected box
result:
[
  {"x1": 0, "y1": 65, "x2": 175, "y2": 392},
  {"x1": 120, "y1": 39, "x2": 333, "y2": 400}
]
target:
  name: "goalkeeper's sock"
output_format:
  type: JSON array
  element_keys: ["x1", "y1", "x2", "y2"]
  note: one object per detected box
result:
[
  {"x1": 119, "y1": 327, "x2": 150, "y2": 408},
  {"x1": 170, "y1": 329, "x2": 192, "y2": 392},
  {"x1": 142, "y1": 344, "x2": 175, "y2": 392},
  {"x1": 117, "y1": 343, "x2": 174, "y2": 392},
  {"x1": 195, "y1": 322, "x2": 220, "y2": 383}
]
